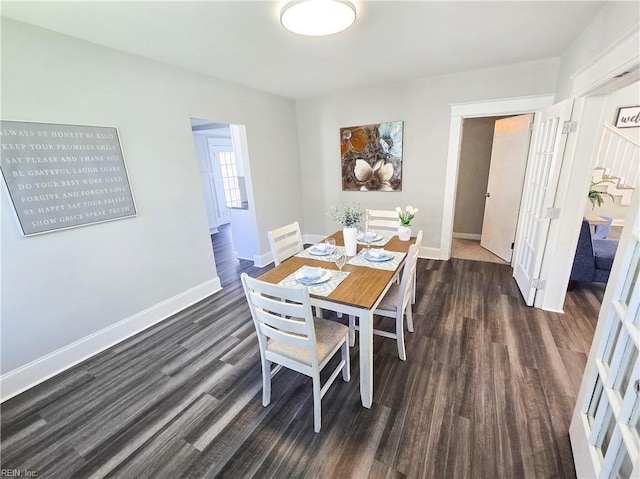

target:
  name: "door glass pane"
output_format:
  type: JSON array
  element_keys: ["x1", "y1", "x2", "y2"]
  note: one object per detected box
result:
[
  {"x1": 588, "y1": 376, "x2": 604, "y2": 427},
  {"x1": 614, "y1": 447, "x2": 633, "y2": 479},
  {"x1": 599, "y1": 410, "x2": 616, "y2": 456},
  {"x1": 604, "y1": 317, "x2": 623, "y2": 368},
  {"x1": 630, "y1": 398, "x2": 640, "y2": 447},
  {"x1": 620, "y1": 243, "x2": 639, "y2": 307},
  {"x1": 615, "y1": 340, "x2": 638, "y2": 396}
]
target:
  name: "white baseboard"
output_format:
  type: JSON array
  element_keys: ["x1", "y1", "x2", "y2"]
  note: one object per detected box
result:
[
  {"x1": 304, "y1": 233, "x2": 325, "y2": 245},
  {"x1": 541, "y1": 306, "x2": 565, "y2": 314},
  {"x1": 453, "y1": 232, "x2": 482, "y2": 241},
  {"x1": 419, "y1": 246, "x2": 446, "y2": 260},
  {"x1": 0, "y1": 277, "x2": 222, "y2": 403},
  {"x1": 252, "y1": 250, "x2": 274, "y2": 268}
]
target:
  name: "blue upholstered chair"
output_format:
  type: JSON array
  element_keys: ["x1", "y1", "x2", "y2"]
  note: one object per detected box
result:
[
  {"x1": 570, "y1": 219, "x2": 619, "y2": 286},
  {"x1": 593, "y1": 216, "x2": 613, "y2": 239}
]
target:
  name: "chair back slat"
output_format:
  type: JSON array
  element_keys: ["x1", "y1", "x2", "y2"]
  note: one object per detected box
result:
[
  {"x1": 260, "y1": 321, "x2": 311, "y2": 350},
  {"x1": 399, "y1": 230, "x2": 423, "y2": 311},
  {"x1": 366, "y1": 209, "x2": 398, "y2": 233},
  {"x1": 250, "y1": 294, "x2": 310, "y2": 336},
  {"x1": 268, "y1": 221, "x2": 303, "y2": 266},
  {"x1": 241, "y1": 274, "x2": 319, "y2": 367}
]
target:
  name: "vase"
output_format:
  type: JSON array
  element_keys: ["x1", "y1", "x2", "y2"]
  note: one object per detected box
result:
[
  {"x1": 398, "y1": 225, "x2": 411, "y2": 241},
  {"x1": 343, "y1": 227, "x2": 358, "y2": 256}
]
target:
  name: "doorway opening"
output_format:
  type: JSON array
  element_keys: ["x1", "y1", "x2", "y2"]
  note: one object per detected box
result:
[
  {"x1": 442, "y1": 95, "x2": 554, "y2": 263},
  {"x1": 564, "y1": 79, "x2": 639, "y2": 304},
  {"x1": 190, "y1": 118, "x2": 260, "y2": 285},
  {"x1": 451, "y1": 114, "x2": 529, "y2": 265}
]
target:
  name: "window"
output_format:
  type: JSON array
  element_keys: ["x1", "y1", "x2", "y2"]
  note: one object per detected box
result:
[{"x1": 219, "y1": 151, "x2": 242, "y2": 208}]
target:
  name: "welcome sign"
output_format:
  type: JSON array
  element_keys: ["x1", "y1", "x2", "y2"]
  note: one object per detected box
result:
[
  {"x1": 0, "y1": 120, "x2": 137, "y2": 236},
  {"x1": 615, "y1": 106, "x2": 640, "y2": 128}
]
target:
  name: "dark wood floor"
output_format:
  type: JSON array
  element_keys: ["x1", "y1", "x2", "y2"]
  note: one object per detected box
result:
[{"x1": 1, "y1": 225, "x2": 604, "y2": 478}]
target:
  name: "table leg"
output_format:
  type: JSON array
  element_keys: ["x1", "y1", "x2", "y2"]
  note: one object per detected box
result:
[{"x1": 359, "y1": 309, "x2": 373, "y2": 408}]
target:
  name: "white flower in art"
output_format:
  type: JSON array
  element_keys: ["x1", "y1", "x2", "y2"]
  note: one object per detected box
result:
[
  {"x1": 378, "y1": 122, "x2": 403, "y2": 158},
  {"x1": 354, "y1": 159, "x2": 394, "y2": 191}
]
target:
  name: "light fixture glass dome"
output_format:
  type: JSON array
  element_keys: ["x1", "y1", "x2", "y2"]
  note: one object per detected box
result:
[{"x1": 280, "y1": 0, "x2": 356, "y2": 36}]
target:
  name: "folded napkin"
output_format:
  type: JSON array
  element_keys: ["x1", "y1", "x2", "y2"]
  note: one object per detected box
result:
[
  {"x1": 358, "y1": 231, "x2": 379, "y2": 242},
  {"x1": 312, "y1": 243, "x2": 329, "y2": 253},
  {"x1": 367, "y1": 249, "x2": 388, "y2": 259},
  {"x1": 297, "y1": 266, "x2": 323, "y2": 281}
]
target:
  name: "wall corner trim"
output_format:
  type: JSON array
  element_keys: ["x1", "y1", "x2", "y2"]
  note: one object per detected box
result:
[
  {"x1": 252, "y1": 251, "x2": 274, "y2": 268},
  {"x1": 571, "y1": 26, "x2": 640, "y2": 97},
  {"x1": 0, "y1": 277, "x2": 222, "y2": 402},
  {"x1": 419, "y1": 246, "x2": 446, "y2": 260}
]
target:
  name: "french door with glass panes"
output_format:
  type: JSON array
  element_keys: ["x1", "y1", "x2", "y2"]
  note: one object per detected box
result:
[
  {"x1": 512, "y1": 99, "x2": 573, "y2": 305},
  {"x1": 570, "y1": 190, "x2": 639, "y2": 478}
]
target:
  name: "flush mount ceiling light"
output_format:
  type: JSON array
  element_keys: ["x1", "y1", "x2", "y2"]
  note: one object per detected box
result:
[{"x1": 280, "y1": 0, "x2": 356, "y2": 36}]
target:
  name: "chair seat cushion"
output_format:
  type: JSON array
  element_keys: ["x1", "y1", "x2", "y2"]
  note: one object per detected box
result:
[
  {"x1": 376, "y1": 283, "x2": 399, "y2": 311},
  {"x1": 267, "y1": 318, "x2": 348, "y2": 365},
  {"x1": 593, "y1": 239, "x2": 618, "y2": 270}
]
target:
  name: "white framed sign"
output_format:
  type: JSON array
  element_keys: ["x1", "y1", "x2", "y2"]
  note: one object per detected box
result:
[
  {"x1": 615, "y1": 106, "x2": 640, "y2": 128},
  {"x1": 1, "y1": 120, "x2": 137, "y2": 236}
]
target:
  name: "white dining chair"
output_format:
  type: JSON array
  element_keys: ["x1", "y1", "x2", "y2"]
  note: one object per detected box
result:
[
  {"x1": 267, "y1": 221, "x2": 303, "y2": 266},
  {"x1": 241, "y1": 273, "x2": 350, "y2": 433},
  {"x1": 365, "y1": 209, "x2": 398, "y2": 234},
  {"x1": 410, "y1": 230, "x2": 423, "y2": 303},
  {"x1": 349, "y1": 229, "x2": 423, "y2": 361},
  {"x1": 366, "y1": 209, "x2": 402, "y2": 286}
]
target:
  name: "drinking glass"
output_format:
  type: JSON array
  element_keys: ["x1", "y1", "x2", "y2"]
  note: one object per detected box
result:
[
  {"x1": 364, "y1": 229, "x2": 375, "y2": 251},
  {"x1": 334, "y1": 250, "x2": 346, "y2": 271},
  {"x1": 324, "y1": 237, "x2": 336, "y2": 255}
]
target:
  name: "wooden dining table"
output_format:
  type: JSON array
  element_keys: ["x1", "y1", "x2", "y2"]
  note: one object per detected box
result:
[{"x1": 257, "y1": 231, "x2": 415, "y2": 408}]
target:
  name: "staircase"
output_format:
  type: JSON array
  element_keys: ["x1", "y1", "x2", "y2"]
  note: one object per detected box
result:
[{"x1": 591, "y1": 122, "x2": 639, "y2": 206}]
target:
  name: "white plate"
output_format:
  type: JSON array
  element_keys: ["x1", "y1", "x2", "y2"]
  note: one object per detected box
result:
[
  {"x1": 358, "y1": 232, "x2": 382, "y2": 242},
  {"x1": 308, "y1": 245, "x2": 333, "y2": 256},
  {"x1": 362, "y1": 250, "x2": 393, "y2": 262},
  {"x1": 296, "y1": 269, "x2": 332, "y2": 285}
]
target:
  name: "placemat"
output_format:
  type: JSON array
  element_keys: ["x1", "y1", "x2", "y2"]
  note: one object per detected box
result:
[
  {"x1": 347, "y1": 250, "x2": 406, "y2": 271},
  {"x1": 279, "y1": 267, "x2": 350, "y2": 297}
]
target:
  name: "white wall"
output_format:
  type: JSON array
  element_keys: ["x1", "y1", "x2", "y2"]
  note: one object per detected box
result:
[
  {"x1": 554, "y1": 2, "x2": 640, "y2": 101},
  {"x1": 1, "y1": 20, "x2": 301, "y2": 389},
  {"x1": 295, "y1": 59, "x2": 560, "y2": 250}
]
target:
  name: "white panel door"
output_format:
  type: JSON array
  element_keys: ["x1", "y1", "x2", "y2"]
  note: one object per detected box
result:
[
  {"x1": 481, "y1": 114, "x2": 533, "y2": 262},
  {"x1": 207, "y1": 146, "x2": 231, "y2": 226},
  {"x1": 193, "y1": 136, "x2": 221, "y2": 232},
  {"x1": 513, "y1": 99, "x2": 574, "y2": 306},
  {"x1": 569, "y1": 190, "x2": 639, "y2": 479}
]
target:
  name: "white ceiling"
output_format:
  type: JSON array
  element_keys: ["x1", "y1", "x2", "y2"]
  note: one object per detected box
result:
[{"x1": 2, "y1": 1, "x2": 606, "y2": 99}]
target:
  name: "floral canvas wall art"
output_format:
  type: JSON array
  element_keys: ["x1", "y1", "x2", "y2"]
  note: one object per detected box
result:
[{"x1": 340, "y1": 121, "x2": 403, "y2": 191}]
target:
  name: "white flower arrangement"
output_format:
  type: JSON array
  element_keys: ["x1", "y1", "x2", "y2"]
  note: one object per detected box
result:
[
  {"x1": 330, "y1": 202, "x2": 364, "y2": 228},
  {"x1": 396, "y1": 205, "x2": 418, "y2": 227}
]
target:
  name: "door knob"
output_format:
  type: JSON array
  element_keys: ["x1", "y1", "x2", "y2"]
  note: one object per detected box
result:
[
  {"x1": 485, "y1": 192, "x2": 491, "y2": 198},
  {"x1": 635, "y1": 379, "x2": 640, "y2": 398}
]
